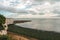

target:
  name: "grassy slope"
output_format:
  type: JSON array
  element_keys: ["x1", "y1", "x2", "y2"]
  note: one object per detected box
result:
[{"x1": 8, "y1": 24, "x2": 60, "y2": 40}]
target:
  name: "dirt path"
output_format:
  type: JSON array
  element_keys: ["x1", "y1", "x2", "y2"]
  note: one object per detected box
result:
[{"x1": 7, "y1": 32, "x2": 38, "y2": 40}]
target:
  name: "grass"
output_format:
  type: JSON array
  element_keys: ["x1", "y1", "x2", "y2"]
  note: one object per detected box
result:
[
  {"x1": 0, "y1": 35, "x2": 12, "y2": 40},
  {"x1": 8, "y1": 24, "x2": 60, "y2": 40}
]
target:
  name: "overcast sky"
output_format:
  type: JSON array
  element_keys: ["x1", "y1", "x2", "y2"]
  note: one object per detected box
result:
[{"x1": 0, "y1": 0, "x2": 60, "y2": 18}]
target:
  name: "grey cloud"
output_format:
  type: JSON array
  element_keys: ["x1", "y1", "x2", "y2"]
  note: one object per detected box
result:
[
  {"x1": 52, "y1": 0, "x2": 60, "y2": 1},
  {"x1": 0, "y1": 5, "x2": 16, "y2": 12},
  {"x1": 0, "y1": 5, "x2": 29, "y2": 14},
  {"x1": 0, "y1": 5, "x2": 37, "y2": 14},
  {"x1": 0, "y1": 0, "x2": 60, "y2": 16},
  {"x1": 35, "y1": 0, "x2": 60, "y2": 1}
]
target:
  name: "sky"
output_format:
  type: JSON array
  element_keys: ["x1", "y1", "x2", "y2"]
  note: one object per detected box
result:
[{"x1": 0, "y1": 0, "x2": 60, "y2": 18}]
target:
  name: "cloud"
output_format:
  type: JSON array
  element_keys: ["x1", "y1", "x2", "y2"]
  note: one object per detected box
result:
[
  {"x1": 0, "y1": 0, "x2": 34, "y2": 12},
  {"x1": 0, "y1": 0, "x2": 60, "y2": 18}
]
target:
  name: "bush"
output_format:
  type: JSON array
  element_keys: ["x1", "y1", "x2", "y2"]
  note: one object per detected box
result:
[
  {"x1": 0, "y1": 35, "x2": 12, "y2": 40},
  {"x1": 0, "y1": 25, "x2": 4, "y2": 30},
  {"x1": 0, "y1": 14, "x2": 6, "y2": 24},
  {"x1": 0, "y1": 14, "x2": 6, "y2": 30}
]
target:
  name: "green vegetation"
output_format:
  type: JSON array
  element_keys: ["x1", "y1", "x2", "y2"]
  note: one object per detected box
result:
[
  {"x1": 0, "y1": 35, "x2": 12, "y2": 40},
  {"x1": 8, "y1": 24, "x2": 60, "y2": 40},
  {"x1": 0, "y1": 14, "x2": 6, "y2": 30},
  {"x1": 0, "y1": 14, "x2": 6, "y2": 24},
  {"x1": 0, "y1": 24, "x2": 4, "y2": 30}
]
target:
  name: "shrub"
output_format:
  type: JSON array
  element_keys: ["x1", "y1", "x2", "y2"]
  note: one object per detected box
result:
[
  {"x1": 0, "y1": 35, "x2": 12, "y2": 40},
  {"x1": 0, "y1": 14, "x2": 6, "y2": 30},
  {"x1": 0, "y1": 14, "x2": 6, "y2": 24}
]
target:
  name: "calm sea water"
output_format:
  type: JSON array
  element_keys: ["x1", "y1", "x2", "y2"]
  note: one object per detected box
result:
[{"x1": 15, "y1": 18, "x2": 60, "y2": 32}]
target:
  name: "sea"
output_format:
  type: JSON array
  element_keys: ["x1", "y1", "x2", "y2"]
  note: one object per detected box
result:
[{"x1": 14, "y1": 18, "x2": 60, "y2": 33}]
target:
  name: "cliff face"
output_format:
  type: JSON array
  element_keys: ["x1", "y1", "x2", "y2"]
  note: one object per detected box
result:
[
  {"x1": 5, "y1": 18, "x2": 14, "y2": 25},
  {"x1": 8, "y1": 32, "x2": 38, "y2": 40},
  {"x1": 5, "y1": 18, "x2": 31, "y2": 24}
]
